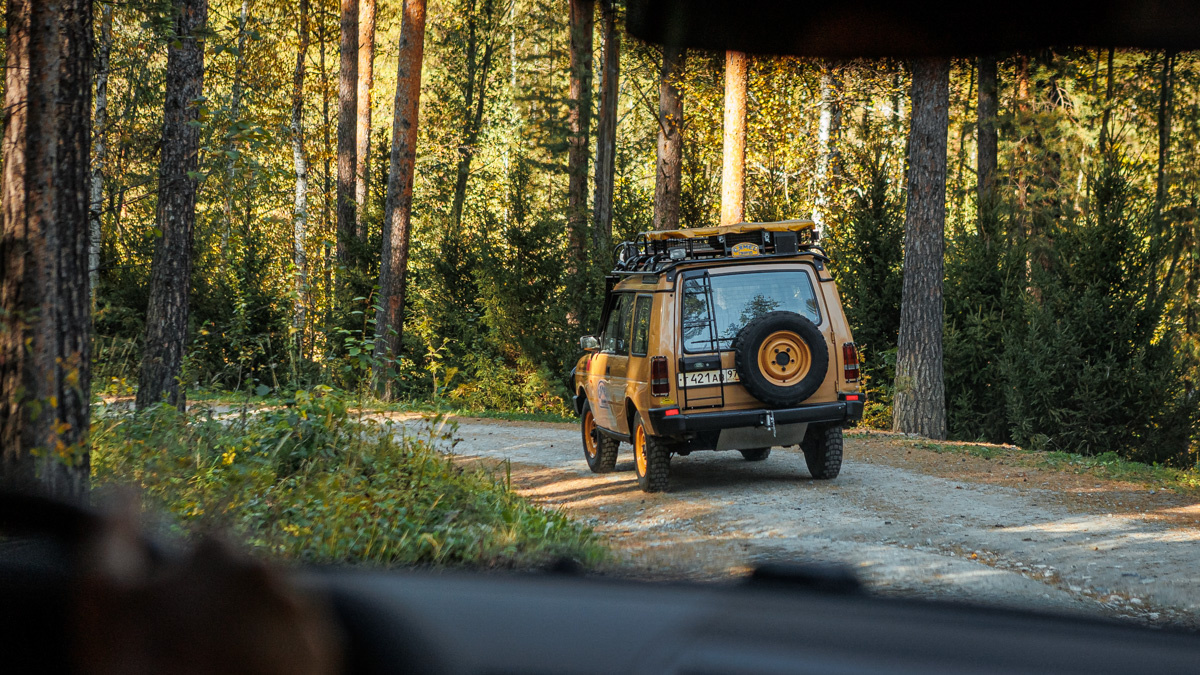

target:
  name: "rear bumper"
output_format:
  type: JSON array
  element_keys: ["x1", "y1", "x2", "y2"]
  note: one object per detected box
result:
[{"x1": 647, "y1": 399, "x2": 863, "y2": 437}]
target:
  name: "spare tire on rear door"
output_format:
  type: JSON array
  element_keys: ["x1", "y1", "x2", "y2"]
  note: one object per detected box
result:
[{"x1": 733, "y1": 311, "x2": 828, "y2": 407}]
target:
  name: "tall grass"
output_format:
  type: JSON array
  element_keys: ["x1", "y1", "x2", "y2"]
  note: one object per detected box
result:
[{"x1": 92, "y1": 387, "x2": 602, "y2": 567}]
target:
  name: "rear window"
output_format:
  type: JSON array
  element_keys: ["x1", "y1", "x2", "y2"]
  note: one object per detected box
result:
[{"x1": 681, "y1": 270, "x2": 820, "y2": 353}]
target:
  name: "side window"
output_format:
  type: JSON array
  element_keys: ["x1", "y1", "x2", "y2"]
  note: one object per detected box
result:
[
  {"x1": 601, "y1": 295, "x2": 632, "y2": 353},
  {"x1": 630, "y1": 295, "x2": 653, "y2": 356}
]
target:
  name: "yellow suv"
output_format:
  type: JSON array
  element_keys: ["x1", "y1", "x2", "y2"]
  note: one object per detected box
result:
[{"x1": 572, "y1": 220, "x2": 864, "y2": 492}]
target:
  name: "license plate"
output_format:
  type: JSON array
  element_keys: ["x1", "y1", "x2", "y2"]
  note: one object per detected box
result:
[{"x1": 678, "y1": 368, "x2": 740, "y2": 388}]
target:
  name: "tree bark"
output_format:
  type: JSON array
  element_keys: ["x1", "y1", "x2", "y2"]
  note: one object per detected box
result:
[
  {"x1": 221, "y1": 0, "x2": 250, "y2": 258},
  {"x1": 812, "y1": 61, "x2": 842, "y2": 228},
  {"x1": 1098, "y1": 48, "x2": 1114, "y2": 153},
  {"x1": 1155, "y1": 51, "x2": 1175, "y2": 216},
  {"x1": 976, "y1": 55, "x2": 998, "y2": 232},
  {"x1": 136, "y1": 0, "x2": 208, "y2": 411},
  {"x1": 318, "y1": 14, "x2": 334, "y2": 328},
  {"x1": 447, "y1": 0, "x2": 497, "y2": 231},
  {"x1": 354, "y1": 0, "x2": 376, "y2": 238},
  {"x1": 90, "y1": 2, "x2": 114, "y2": 304},
  {"x1": 892, "y1": 58, "x2": 950, "y2": 441},
  {"x1": 720, "y1": 50, "x2": 748, "y2": 225},
  {"x1": 566, "y1": 0, "x2": 593, "y2": 261},
  {"x1": 372, "y1": 0, "x2": 427, "y2": 397},
  {"x1": 292, "y1": 0, "x2": 311, "y2": 357},
  {"x1": 652, "y1": 44, "x2": 685, "y2": 231},
  {"x1": 335, "y1": 0, "x2": 358, "y2": 270},
  {"x1": 1, "y1": 0, "x2": 93, "y2": 501},
  {"x1": 592, "y1": 0, "x2": 619, "y2": 250}
]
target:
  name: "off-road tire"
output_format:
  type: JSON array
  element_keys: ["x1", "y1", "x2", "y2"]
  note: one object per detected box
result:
[
  {"x1": 633, "y1": 413, "x2": 671, "y2": 492},
  {"x1": 733, "y1": 311, "x2": 829, "y2": 407},
  {"x1": 801, "y1": 425, "x2": 843, "y2": 479},
  {"x1": 581, "y1": 400, "x2": 619, "y2": 473},
  {"x1": 740, "y1": 448, "x2": 771, "y2": 461}
]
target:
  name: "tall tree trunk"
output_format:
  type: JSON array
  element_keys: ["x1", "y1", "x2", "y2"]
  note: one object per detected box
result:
[
  {"x1": 319, "y1": 11, "x2": 333, "y2": 330},
  {"x1": 292, "y1": 0, "x2": 311, "y2": 357},
  {"x1": 222, "y1": 0, "x2": 250, "y2": 258},
  {"x1": 136, "y1": 0, "x2": 208, "y2": 411},
  {"x1": 335, "y1": 0, "x2": 358, "y2": 270},
  {"x1": 652, "y1": 44, "x2": 685, "y2": 231},
  {"x1": 1155, "y1": 51, "x2": 1175, "y2": 216},
  {"x1": 812, "y1": 61, "x2": 842, "y2": 228},
  {"x1": 90, "y1": 2, "x2": 114, "y2": 304},
  {"x1": 354, "y1": 0, "x2": 376, "y2": 239},
  {"x1": 976, "y1": 55, "x2": 998, "y2": 235},
  {"x1": 591, "y1": 0, "x2": 619, "y2": 250},
  {"x1": 892, "y1": 58, "x2": 950, "y2": 441},
  {"x1": 1098, "y1": 48, "x2": 1114, "y2": 153},
  {"x1": 0, "y1": 0, "x2": 93, "y2": 501},
  {"x1": 372, "y1": 0, "x2": 427, "y2": 397},
  {"x1": 566, "y1": 0, "x2": 593, "y2": 261},
  {"x1": 448, "y1": 0, "x2": 497, "y2": 231},
  {"x1": 720, "y1": 50, "x2": 748, "y2": 226}
]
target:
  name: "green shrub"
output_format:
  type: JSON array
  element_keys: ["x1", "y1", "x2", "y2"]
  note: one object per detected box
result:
[{"x1": 92, "y1": 387, "x2": 602, "y2": 567}]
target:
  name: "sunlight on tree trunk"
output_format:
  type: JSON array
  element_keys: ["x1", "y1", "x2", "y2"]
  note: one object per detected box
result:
[
  {"x1": 1, "y1": 0, "x2": 93, "y2": 501},
  {"x1": 292, "y1": 0, "x2": 312, "y2": 358},
  {"x1": 567, "y1": 0, "x2": 594, "y2": 262},
  {"x1": 720, "y1": 50, "x2": 748, "y2": 226},
  {"x1": 222, "y1": 0, "x2": 250, "y2": 259},
  {"x1": 336, "y1": 0, "x2": 359, "y2": 272},
  {"x1": 976, "y1": 55, "x2": 998, "y2": 235},
  {"x1": 893, "y1": 58, "x2": 949, "y2": 441},
  {"x1": 653, "y1": 44, "x2": 685, "y2": 231},
  {"x1": 372, "y1": 0, "x2": 428, "y2": 398},
  {"x1": 89, "y1": 2, "x2": 113, "y2": 306},
  {"x1": 355, "y1": 0, "x2": 376, "y2": 240},
  {"x1": 592, "y1": 0, "x2": 619, "y2": 251},
  {"x1": 137, "y1": 0, "x2": 208, "y2": 412}
]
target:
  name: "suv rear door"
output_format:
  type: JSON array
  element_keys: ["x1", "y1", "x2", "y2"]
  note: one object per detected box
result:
[{"x1": 589, "y1": 293, "x2": 634, "y2": 431}]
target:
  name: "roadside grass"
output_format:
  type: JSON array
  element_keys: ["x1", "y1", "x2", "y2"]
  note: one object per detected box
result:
[
  {"x1": 172, "y1": 388, "x2": 578, "y2": 424},
  {"x1": 92, "y1": 387, "x2": 602, "y2": 568},
  {"x1": 848, "y1": 430, "x2": 1200, "y2": 495}
]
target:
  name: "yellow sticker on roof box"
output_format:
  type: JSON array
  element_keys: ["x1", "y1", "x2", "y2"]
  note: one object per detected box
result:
[{"x1": 731, "y1": 242, "x2": 760, "y2": 257}]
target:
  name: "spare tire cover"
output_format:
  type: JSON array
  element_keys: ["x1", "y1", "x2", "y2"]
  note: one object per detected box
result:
[{"x1": 733, "y1": 311, "x2": 828, "y2": 407}]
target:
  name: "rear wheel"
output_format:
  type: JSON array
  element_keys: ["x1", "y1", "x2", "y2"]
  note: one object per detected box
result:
[
  {"x1": 581, "y1": 401, "x2": 618, "y2": 473},
  {"x1": 739, "y1": 448, "x2": 771, "y2": 461},
  {"x1": 801, "y1": 425, "x2": 843, "y2": 479},
  {"x1": 632, "y1": 413, "x2": 671, "y2": 492}
]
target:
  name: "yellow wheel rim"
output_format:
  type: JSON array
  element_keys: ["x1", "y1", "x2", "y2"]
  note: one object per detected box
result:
[
  {"x1": 635, "y1": 425, "x2": 648, "y2": 476},
  {"x1": 584, "y1": 410, "x2": 598, "y2": 459},
  {"x1": 756, "y1": 330, "x2": 811, "y2": 386}
]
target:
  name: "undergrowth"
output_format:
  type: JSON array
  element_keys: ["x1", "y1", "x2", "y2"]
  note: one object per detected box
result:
[{"x1": 92, "y1": 387, "x2": 602, "y2": 567}]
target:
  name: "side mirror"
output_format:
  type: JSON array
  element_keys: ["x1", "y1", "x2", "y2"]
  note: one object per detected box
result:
[{"x1": 580, "y1": 335, "x2": 600, "y2": 352}]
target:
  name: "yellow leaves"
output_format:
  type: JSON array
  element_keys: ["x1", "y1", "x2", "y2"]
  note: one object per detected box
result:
[{"x1": 222, "y1": 449, "x2": 237, "y2": 465}]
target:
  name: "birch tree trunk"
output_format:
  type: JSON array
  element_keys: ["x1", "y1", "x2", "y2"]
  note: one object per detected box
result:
[
  {"x1": 652, "y1": 44, "x2": 685, "y2": 231},
  {"x1": 591, "y1": 0, "x2": 619, "y2": 250},
  {"x1": 354, "y1": 0, "x2": 376, "y2": 238},
  {"x1": 292, "y1": 0, "x2": 311, "y2": 356},
  {"x1": 372, "y1": 0, "x2": 428, "y2": 397},
  {"x1": 136, "y1": 0, "x2": 208, "y2": 412},
  {"x1": 1, "y1": 0, "x2": 94, "y2": 501},
  {"x1": 335, "y1": 0, "x2": 358, "y2": 270},
  {"x1": 566, "y1": 0, "x2": 593, "y2": 262},
  {"x1": 892, "y1": 58, "x2": 950, "y2": 440},
  {"x1": 89, "y1": 2, "x2": 114, "y2": 305},
  {"x1": 720, "y1": 50, "x2": 748, "y2": 226}
]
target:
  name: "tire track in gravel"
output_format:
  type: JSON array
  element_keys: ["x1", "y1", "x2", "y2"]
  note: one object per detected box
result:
[{"x1": 390, "y1": 415, "x2": 1200, "y2": 628}]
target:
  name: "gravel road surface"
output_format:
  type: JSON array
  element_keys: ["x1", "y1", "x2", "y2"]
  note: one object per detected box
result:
[{"x1": 392, "y1": 415, "x2": 1200, "y2": 627}]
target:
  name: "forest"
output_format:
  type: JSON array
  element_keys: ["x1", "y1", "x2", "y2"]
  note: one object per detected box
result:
[{"x1": 2, "y1": 0, "x2": 1199, "y2": 506}]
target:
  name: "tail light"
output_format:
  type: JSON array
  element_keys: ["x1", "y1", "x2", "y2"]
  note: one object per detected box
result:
[
  {"x1": 651, "y1": 356, "x2": 670, "y2": 396},
  {"x1": 842, "y1": 343, "x2": 860, "y2": 383}
]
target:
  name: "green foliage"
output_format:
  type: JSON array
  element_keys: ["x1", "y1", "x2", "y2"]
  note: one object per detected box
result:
[{"x1": 92, "y1": 388, "x2": 603, "y2": 567}]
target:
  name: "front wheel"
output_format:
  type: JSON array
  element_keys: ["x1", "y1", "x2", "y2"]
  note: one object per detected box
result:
[
  {"x1": 801, "y1": 425, "x2": 843, "y2": 479},
  {"x1": 632, "y1": 413, "x2": 671, "y2": 492},
  {"x1": 581, "y1": 401, "x2": 618, "y2": 473}
]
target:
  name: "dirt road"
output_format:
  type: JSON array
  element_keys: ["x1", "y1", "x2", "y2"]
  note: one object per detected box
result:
[{"x1": 393, "y1": 416, "x2": 1200, "y2": 627}]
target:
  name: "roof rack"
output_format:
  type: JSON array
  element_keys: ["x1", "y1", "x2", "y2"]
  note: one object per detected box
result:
[{"x1": 612, "y1": 220, "x2": 822, "y2": 274}]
